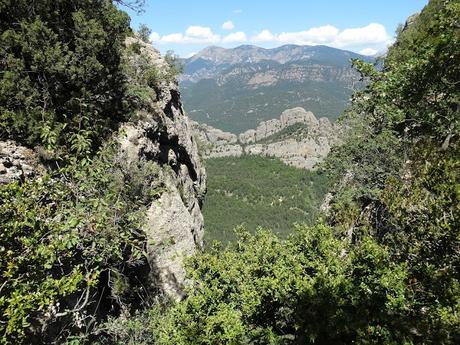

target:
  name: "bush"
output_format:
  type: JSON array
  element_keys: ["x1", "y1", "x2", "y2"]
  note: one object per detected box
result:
[
  {"x1": 0, "y1": 142, "x2": 163, "y2": 344},
  {"x1": 0, "y1": 0, "x2": 131, "y2": 157}
]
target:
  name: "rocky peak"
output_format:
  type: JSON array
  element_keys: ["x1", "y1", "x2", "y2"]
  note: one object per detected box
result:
[
  {"x1": 239, "y1": 107, "x2": 322, "y2": 144},
  {"x1": 280, "y1": 107, "x2": 318, "y2": 128}
]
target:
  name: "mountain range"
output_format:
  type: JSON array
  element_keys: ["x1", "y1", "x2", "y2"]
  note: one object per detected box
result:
[{"x1": 180, "y1": 44, "x2": 374, "y2": 133}]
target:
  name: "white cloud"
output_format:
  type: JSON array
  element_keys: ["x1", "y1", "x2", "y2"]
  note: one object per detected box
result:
[
  {"x1": 278, "y1": 25, "x2": 339, "y2": 45},
  {"x1": 333, "y1": 23, "x2": 388, "y2": 48},
  {"x1": 185, "y1": 26, "x2": 220, "y2": 41},
  {"x1": 150, "y1": 22, "x2": 391, "y2": 53},
  {"x1": 153, "y1": 26, "x2": 220, "y2": 44},
  {"x1": 359, "y1": 48, "x2": 378, "y2": 56},
  {"x1": 253, "y1": 29, "x2": 275, "y2": 42},
  {"x1": 233, "y1": 9, "x2": 243, "y2": 14},
  {"x1": 222, "y1": 31, "x2": 247, "y2": 43},
  {"x1": 160, "y1": 33, "x2": 185, "y2": 43},
  {"x1": 149, "y1": 32, "x2": 160, "y2": 42},
  {"x1": 252, "y1": 23, "x2": 391, "y2": 50},
  {"x1": 222, "y1": 21, "x2": 235, "y2": 30}
]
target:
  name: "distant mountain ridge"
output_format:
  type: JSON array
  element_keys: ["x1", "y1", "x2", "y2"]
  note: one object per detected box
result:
[
  {"x1": 183, "y1": 44, "x2": 371, "y2": 81},
  {"x1": 180, "y1": 44, "x2": 373, "y2": 133}
]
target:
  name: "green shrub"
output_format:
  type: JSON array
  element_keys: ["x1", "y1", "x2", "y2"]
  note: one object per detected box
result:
[
  {"x1": 0, "y1": 142, "x2": 163, "y2": 344},
  {"x1": 0, "y1": 0, "x2": 132, "y2": 157}
]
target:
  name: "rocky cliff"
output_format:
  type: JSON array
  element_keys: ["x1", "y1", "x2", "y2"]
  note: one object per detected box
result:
[
  {"x1": 193, "y1": 107, "x2": 340, "y2": 170},
  {"x1": 119, "y1": 39, "x2": 206, "y2": 298},
  {"x1": 0, "y1": 38, "x2": 206, "y2": 300}
]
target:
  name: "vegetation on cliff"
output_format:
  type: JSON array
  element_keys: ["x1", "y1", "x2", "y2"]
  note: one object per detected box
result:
[
  {"x1": 0, "y1": 1, "x2": 181, "y2": 343},
  {"x1": 0, "y1": 0, "x2": 458, "y2": 344},
  {"x1": 113, "y1": 1, "x2": 458, "y2": 344}
]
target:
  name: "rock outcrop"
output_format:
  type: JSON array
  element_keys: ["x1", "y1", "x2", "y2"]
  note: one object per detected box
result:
[
  {"x1": 193, "y1": 122, "x2": 238, "y2": 145},
  {"x1": 239, "y1": 107, "x2": 319, "y2": 144},
  {"x1": 1, "y1": 37, "x2": 207, "y2": 301},
  {"x1": 0, "y1": 140, "x2": 45, "y2": 184},
  {"x1": 192, "y1": 107, "x2": 340, "y2": 170},
  {"x1": 117, "y1": 37, "x2": 206, "y2": 299}
]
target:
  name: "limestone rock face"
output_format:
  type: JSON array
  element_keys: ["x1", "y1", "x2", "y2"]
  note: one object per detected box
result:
[
  {"x1": 192, "y1": 107, "x2": 340, "y2": 170},
  {"x1": 0, "y1": 141, "x2": 44, "y2": 184},
  {"x1": 280, "y1": 107, "x2": 318, "y2": 128},
  {"x1": 238, "y1": 129, "x2": 257, "y2": 144},
  {"x1": 117, "y1": 38, "x2": 206, "y2": 299},
  {"x1": 192, "y1": 121, "x2": 238, "y2": 145},
  {"x1": 238, "y1": 107, "x2": 320, "y2": 144}
]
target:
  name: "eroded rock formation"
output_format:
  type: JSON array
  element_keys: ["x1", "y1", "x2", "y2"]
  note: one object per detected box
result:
[{"x1": 192, "y1": 107, "x2": 340, "y2": 170}]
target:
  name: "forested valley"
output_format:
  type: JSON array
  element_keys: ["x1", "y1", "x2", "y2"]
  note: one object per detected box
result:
[{"x1": 0, "y1": 0, "x2": 458, "y2": 344}]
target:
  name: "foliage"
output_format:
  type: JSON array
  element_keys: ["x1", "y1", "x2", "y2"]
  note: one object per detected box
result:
[
  {"x1": 0, "y1": 1, "x2": 187, "y2": 343},
  {"x1": 0, "y1": 142, "x2": 162, "y2": 344},
  {"x1": 0, "y1": 0, "x2": 135, "y2": 158},
  {"x1": 164, "y1": 51, "x2": 184, "y2": 79},
  {"x1": 203, "y1": 156, "x2": 330, "y2": 244},
  {"x1": 321, "y1": 0, "x2": 460, "y2": 340},
  {"x1": 123, "y1": 43, "x2": 183, "y2": 110},
  {"x1": 106, "y1": 1, "x2": 460, "y2": 344},
  {"x1": 380, "y1": 143, "x2": 460, "y2": 343},
  {"x1": 138, "y1": 24, "x2": 152, "y2": 43},
  {"x1": 110, "y1": 225, "x2": 412, "y2": 344},
  {"x1": 114, "y1": 0, "x2": 146, "y2": 14},
  {"x1": 324, "y1": 0, "x2": 459, "y2": 232}
]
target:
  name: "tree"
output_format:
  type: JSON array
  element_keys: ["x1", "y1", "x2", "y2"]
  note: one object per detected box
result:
[
  {"x1": 0, "y1": 0, "x2": 131, "y2": 158},
  {"x1": 138, "y1": 24, "x2": 152, "y2": 43}
]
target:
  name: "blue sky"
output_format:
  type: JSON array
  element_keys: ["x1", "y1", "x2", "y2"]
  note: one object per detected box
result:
[{"x1": 124, "y1": 0, "x2": 429, "y2": 57}]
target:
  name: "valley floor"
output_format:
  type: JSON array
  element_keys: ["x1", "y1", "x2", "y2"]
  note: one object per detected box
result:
[{"x1": 202, "y1": 155, "x2": 330, "y2": 244}]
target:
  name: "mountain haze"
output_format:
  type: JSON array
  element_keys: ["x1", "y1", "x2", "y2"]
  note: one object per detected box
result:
[{"x1": 181, "y1": 44, "x2": 374, "y2": 133}]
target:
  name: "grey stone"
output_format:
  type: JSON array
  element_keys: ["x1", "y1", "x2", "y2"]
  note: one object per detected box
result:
[
  {"x1": 117, "y1": 38, "x2": 206, "y2": 299},
  {"x1": 192, "y1": 107, "x2": 340, "y2": 170},
  {"x1": 0, "y1": 141, "x2": 44, "y2": 184}
]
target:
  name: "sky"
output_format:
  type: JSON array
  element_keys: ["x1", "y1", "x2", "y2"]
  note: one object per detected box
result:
[{"x1": 124, "y1": 0, "x2": 429, "y2": 58}]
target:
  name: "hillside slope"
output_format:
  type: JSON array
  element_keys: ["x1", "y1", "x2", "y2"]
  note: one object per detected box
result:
[
  {"x1": 0, "y1": 2, "x2": 205, "y2": 342},
  {"x1": 181, "y1": 44, "x2": 373, "y2": 132}
]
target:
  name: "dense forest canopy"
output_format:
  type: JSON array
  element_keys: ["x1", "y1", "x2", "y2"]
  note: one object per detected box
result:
[
  {"x1": 0, "y1": 0, "x2": 459, "y2": 344},
  {"x1": 203, "y1": 156, "x2": 330, "y2": 244},
  {"x1": 0, "y1": 0, "x2": 132, "y2": 158}
]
